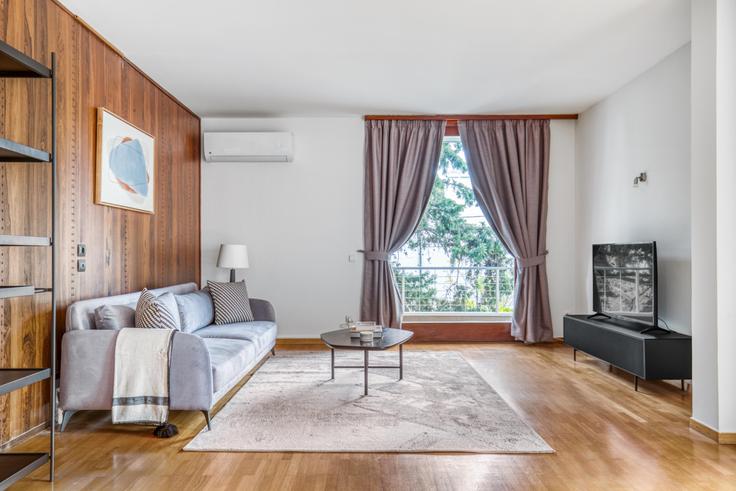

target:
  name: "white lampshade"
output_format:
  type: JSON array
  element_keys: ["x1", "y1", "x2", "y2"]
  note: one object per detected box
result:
[{"x1": 217, "y1": 244, "x2": 249, "y2": 269}]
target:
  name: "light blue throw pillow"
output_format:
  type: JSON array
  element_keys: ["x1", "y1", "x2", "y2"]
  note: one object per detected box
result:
[{"x1": 175, "y1": 289, "x2": 215, "y2": 333}]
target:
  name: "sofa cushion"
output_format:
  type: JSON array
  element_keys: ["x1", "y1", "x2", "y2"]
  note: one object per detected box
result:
[
  {"x1": 66, "y1": 283, "x2": 198, "y2": 331},
  {"x1": 203, "y1": 338, "x2": 256, "y2": 393},
  {"x1": 175, "y1": 290, "x2": 214, "y2": 333},
  {"x1": 207, "y1": 280, "x2": 254, "y2": 324},
  {"x1": 135, "y1": 289, "x2": 181, "y2": 330},
  {"x1": 194, "y1": 321, "x2": 277, "y2": 355},
  {"x1": 94, "y1": 304, "x2": 136, "y2": 330}
]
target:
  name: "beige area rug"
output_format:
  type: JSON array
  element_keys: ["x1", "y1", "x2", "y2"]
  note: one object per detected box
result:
[{"x1": 184, "y1": 350, "x2": 553, "y2": 453}]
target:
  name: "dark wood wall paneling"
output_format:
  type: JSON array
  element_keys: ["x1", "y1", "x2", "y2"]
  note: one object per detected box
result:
[{"x1": 0, "y1": 0, "x2": 201, "y2": 445}]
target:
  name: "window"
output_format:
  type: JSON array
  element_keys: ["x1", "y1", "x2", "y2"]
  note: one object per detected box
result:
[{"x1": 392, "y1": 137, "x2": 515, "y2": 314}]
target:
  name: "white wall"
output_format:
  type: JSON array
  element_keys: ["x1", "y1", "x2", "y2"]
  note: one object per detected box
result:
[
  {"x1": 201, "y1": 117, "x2": 365, "y2": 339},
  {"x1": 690, "y1": 0, "x2": 736, "y2": 435},
  {"x1": 690, "y1": 0, "x2": 719, "y2": 433},
  {"x1": 547, "y1": 121, "x2": 577, "y2": 337},
  {"x1": 574, "y1": 44, "x2": 692, "y2": 334},
  {"x1": 201, "y1": 118, "x2": 576, "y2": 338},
  {"x1": 714, "y1": 0, "x2": 736, "y2": 436}
]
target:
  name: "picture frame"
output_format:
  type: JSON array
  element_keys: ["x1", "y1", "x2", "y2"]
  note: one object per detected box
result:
[{"x1": 95, "y1": 107, "x2": 155, "y2": 214}]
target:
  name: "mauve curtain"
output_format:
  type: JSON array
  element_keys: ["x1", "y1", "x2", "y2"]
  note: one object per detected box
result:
[
  {"x1": 360, "y1": 120, "x2": 446, "y2": 328},
  {"x1": 459, "y1": 119, "x2": 553, "y2": 343}
]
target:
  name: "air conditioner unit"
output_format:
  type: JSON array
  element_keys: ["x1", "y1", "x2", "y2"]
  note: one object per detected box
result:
[{"x1": 203, "y1": 132, "x2": 293, "y2": 162}]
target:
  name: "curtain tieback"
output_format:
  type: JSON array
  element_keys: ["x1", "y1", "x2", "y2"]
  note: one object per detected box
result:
[
  {"x1": 360, "y1": 250, "x2": 390, "y2": 261},
  {"x1": 518, "y1": 252, "x2": 548, "y2": 268}
]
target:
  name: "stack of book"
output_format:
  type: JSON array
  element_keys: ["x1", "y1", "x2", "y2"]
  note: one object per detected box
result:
[{"x1": 342, "y1": 320, "x2": 384, "y2": 339}]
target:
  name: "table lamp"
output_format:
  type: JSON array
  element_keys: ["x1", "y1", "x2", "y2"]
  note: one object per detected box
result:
[{"x1": 217, "y1": 244, "x2": 249, "y2": 282}]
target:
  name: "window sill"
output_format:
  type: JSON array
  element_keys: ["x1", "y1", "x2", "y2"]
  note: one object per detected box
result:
[{"x1": 402, "y1": 312, "x2": 512, "y2": 323}]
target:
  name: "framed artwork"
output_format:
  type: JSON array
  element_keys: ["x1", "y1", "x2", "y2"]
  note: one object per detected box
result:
[{"x1": 95, "y1": 108, "x2": 155, "y2": 214}]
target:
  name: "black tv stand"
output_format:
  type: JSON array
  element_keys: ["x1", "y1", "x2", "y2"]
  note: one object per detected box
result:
[
  {"x1": 563, "y1": 314, "x2": 691, "y2": 391},
  {"x1": 587, "y1": 312, "x2": 611, "y2": 320}
]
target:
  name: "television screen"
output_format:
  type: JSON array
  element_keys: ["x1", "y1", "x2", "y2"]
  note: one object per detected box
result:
[{"x1": 592, "y1": 242, "x2": 657, "y2": 326}]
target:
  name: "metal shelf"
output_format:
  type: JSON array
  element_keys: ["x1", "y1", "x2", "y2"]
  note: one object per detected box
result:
[
  {"x1": 0, "y1": 39, "x2": 56, "y2": 484},
  {"x1": 0, "y1": 453, "x2": 49, "y2": 489},
  {"x1": 0, "y1": 369, "x2": 50, "y2": 397},
  {"x1": 0, "y1": 235, "x2": 50, "y2": 247},
  {"x1": 0, "y1": 137, "x2": 50, "y2": 163},
  {"x1": 0, "y1": 41, "x2": 51, "y2": 78},
  {"x1": 0, "y1": 286, "x2": 35, "y2": 300}
]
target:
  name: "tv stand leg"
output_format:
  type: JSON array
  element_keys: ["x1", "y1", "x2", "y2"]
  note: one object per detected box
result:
[
  {"x1": 681, "y1": 379, "x2": 685, "y2": 391},
  {"x1": 635, "y1": 376, "x2": 639, "y2": 392},
  {"x1": 609, "y1": 364, "x2": 613, "y2": 372},
  {"x1": 573, "y1": 349, "x2": 576, "y2": 362}
]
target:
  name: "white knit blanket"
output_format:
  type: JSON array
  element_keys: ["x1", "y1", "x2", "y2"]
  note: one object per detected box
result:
[{"x1": 112, "y1": 328, "x2": 175, "y2": 425}]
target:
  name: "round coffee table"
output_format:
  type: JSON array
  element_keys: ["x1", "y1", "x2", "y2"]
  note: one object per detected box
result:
[{"x1": 320, "y1": 327, "x2": 414, "y2": 395}]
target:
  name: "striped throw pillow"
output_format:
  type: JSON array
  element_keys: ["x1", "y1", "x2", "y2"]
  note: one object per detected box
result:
[
  {"x1": 207, "y1": 280, "x2": 255, "y2": 325},
  {"x1": 135, "y1": 289, "x2": 181, "y2": 330}
]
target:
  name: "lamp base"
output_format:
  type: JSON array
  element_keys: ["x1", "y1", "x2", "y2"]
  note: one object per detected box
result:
[{"x1": 230, "y1": 269, "x2": 236, "y2": 282}]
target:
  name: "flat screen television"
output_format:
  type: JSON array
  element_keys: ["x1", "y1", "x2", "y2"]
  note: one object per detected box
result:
[{"x1": 591, "y1": 242, "x2": 659, "y2": 331}]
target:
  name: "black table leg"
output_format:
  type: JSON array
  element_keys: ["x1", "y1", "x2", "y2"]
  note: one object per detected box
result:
[
  {"x1": 331, "y1": 348, "x2": 335, "y2": 380},
  {"x1": 399, "y1": 344, "x2": 403, "y2": 380}
]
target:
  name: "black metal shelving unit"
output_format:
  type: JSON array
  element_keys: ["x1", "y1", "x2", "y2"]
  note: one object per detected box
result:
[{"x1": 0, "y1": 39, "x2": 56, "y2": 488}]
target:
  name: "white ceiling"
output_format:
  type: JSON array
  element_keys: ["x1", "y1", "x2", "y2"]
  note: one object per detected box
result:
[{"x1": 60, "y1": 0, "x2": 690, "y2": 117}]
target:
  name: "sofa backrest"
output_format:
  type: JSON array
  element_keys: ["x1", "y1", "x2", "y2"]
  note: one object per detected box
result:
[{"x1": 65, "y1": 283, "x2": 199, "y2": 331}]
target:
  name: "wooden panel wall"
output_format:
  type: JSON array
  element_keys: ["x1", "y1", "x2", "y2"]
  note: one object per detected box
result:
[{"x1": 0, "y1": 0, "x2": 201, "y2": 445}]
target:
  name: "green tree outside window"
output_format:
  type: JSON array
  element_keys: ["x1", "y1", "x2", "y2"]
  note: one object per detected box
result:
[{"x1": 393, "y1": 140, "x2": 514, "y2": 313}]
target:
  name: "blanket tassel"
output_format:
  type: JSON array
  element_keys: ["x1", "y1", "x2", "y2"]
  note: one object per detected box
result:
[{"x1": 153, "y1": 422, "x2": 179, "y2": 438}]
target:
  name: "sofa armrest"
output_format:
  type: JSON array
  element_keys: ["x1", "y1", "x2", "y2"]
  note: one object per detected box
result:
[
  {"x1": 249, "y1": 298, "x2": 276, "y2": 322},
  {"x1": 59, "y1": 330, "x2": 117, "y2": 410},
  {"x1": 60, "y1": 329, "x2": 213, "y2": 412},
  {"x1": 169, "y1": 331, "x2": 213, "y2": 410}
]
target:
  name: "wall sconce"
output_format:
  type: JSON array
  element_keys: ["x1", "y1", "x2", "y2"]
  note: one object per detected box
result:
[{"x1": 633, "y1": 172, "x2": 648, "y2": 187}]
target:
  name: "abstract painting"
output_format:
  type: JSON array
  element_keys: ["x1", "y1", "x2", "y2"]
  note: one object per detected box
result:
[{"x1": 95, "y1": 108, "x2": 155, "y2": 213}]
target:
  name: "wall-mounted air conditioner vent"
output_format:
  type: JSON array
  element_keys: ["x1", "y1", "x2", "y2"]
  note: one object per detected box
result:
[{"x1": 203, "y1": 132, "x2": 293, "y2": 162}]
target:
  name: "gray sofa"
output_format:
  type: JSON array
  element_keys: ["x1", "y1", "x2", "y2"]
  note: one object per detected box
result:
[{"x1": 59, "y1": 282, "x2": 277, "y2": 431}]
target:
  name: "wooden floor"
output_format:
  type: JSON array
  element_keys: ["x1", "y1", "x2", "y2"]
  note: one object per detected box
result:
[{"x1": 11, "y1": 342, "x2": 736, "y2": 490}]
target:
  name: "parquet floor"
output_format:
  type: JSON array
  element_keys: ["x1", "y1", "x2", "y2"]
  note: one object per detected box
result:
[{"x1": 11, "y1": 342, "x2": 736, "y2": 490}]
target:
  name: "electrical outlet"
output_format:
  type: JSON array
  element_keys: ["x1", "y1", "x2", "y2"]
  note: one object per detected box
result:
[
  {"x1": 77, "y1": 243, "x2": 86, "y2": 257},
  {"x1": 77, "y1": 259, "x2": 86, "y2": 272}
]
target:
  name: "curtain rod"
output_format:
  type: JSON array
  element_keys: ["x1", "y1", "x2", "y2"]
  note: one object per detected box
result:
[{"x1": 364, "y1": 114, "x2": 578, "y2": 121}]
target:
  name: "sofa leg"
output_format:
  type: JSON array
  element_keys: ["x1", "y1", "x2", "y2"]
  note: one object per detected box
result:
[
  {"x1": 59, "y1": 410, "x2": 76, "y2": 432},
  {"x1": 202, "y1": 410, "x2": 211, "y2": 431},
  {"x1": 271, "y1": 347, "x2": 276, "y2": 356}
]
